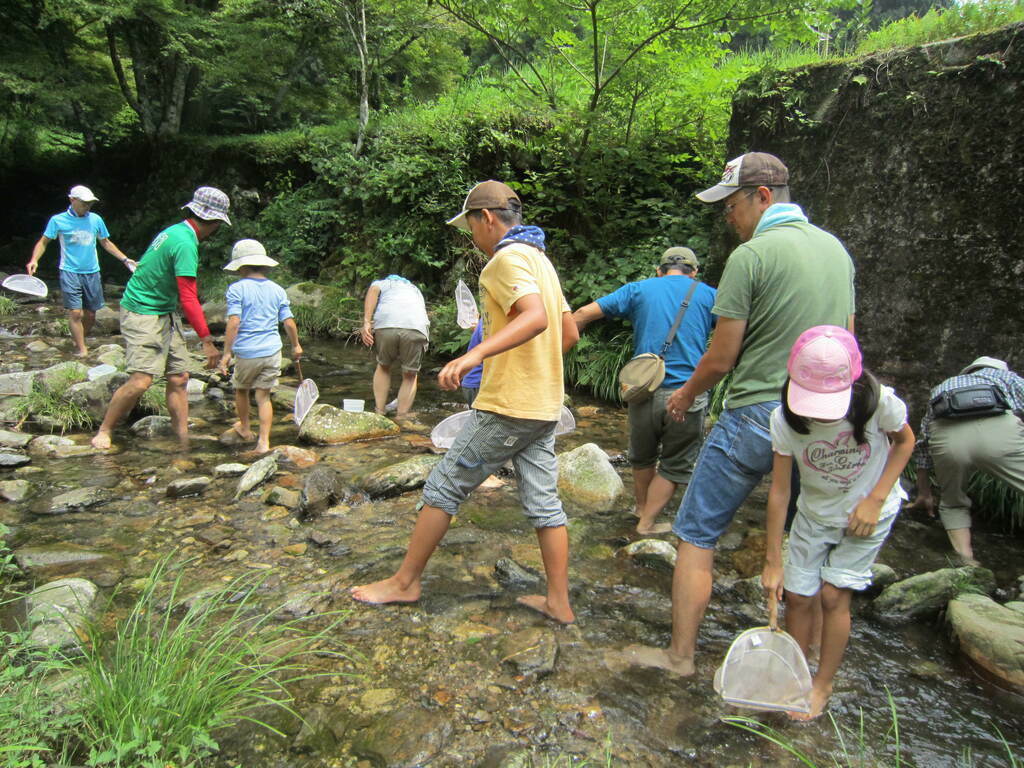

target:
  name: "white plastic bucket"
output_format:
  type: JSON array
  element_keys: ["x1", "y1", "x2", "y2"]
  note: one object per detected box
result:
[
  {"x1": 343, "y1": 398, "x2": 364, "y2": 412},
  {"x1": 87, "y1": 364, "x2": 118, "y2": 381}
]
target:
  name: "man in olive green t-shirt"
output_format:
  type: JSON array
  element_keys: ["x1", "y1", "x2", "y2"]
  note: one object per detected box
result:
[
  {"x1": 625, "y1": 153, "x2": 855, "y2": 677},
  {"x1": 91, "y1": 187, "x2": 231, "y2": 450}
]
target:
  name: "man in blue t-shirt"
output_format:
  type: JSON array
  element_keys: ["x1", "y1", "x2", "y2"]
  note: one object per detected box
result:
[
  {"x1": 26, "y1": 185, "x2": 135, "y2": 357},
  {"x1": 573, "y1": 247, "x2": 716, "y2": 535}
]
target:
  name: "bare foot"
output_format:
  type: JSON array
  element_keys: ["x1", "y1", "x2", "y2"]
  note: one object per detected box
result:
[
  {"x1": 613, "y1": 644, "x2": 695, "y2": 676},
  {"x1": 789, "y1": 682, "x2": 831, "y2": 721},
  {"x1": 636, "y1": 522, "x2": 672, "y2": 535},
  {"x1": 91, "y1": 430, "x2": 112, "y2": 450},
  {"x1": 350, "y1": 577, "x2": 420, "y2": 605},
  {"x1": 75, "y1": 349, "x2": 89, "y2": 358},
  {"x1": 516, "y1": 594, "x2": 575, "y2": 624},
  {"x1": 241, "y1": 446, "x2": 271, "y2": 460},
  {"x1": 254, "y1": 441, "x2": 270, "y2": 454}
]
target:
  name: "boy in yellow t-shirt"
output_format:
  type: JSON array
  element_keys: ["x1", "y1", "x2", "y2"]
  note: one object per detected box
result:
[{"x1": 351, "y1": 180, "x2": 579, "y2": 623}]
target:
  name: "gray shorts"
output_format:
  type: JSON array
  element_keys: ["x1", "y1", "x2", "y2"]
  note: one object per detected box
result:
[
  {"x1": 232, "y1": 351, "x2": 281, "y2": 390},
  {"x1": 628, "y1": 388, "x2": 706, "y2": 484},
  {"x1": 422, "y1": 409, "x2": 566, "y2": 528},
  {"x1": 375, "y1": 327, "x2": 428, "y2": 372},
  {"x1": 784, "y1": 510, "x2": 898, "y2": 596},
  {"x1": 120, "y1": 309, "x2": 189, "y2": 377}
]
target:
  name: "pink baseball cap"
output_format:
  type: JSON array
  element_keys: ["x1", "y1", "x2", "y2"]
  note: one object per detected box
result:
[{"x1": 786, "y1": 325, "x2": 862, "y2": 419}]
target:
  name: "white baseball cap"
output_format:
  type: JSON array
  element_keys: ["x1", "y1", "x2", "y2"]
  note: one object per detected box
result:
[
  {"x1": 224, "y1": 239, "x2": 279, "y2": 271},
  {"x1": 69, "y1": 185, "x2": 99, "y2": 202}
]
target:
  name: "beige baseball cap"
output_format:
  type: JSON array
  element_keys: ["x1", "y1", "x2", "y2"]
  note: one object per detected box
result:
[
  {"x1": 660, "y1": 247, "x2": 699, "y2": 271},
  {"x1": 696, "y1": 152, "x2": 789, "y2": 203},
  {"x1": 446, "y1": 180, "x2": 521, "y2": 232}
]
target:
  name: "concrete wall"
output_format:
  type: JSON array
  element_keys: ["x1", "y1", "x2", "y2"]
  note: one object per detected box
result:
[{"x1": 717, "y1": 22, "x2": 1024, "y2": 422}]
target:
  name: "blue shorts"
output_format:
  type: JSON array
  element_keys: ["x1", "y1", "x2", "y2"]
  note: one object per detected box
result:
[
  {"x1": 59, "y1": 270, "x2": 104, "y2": 311},
  {"x1": 672, "y1": 401, "x2": 779, "y2": 549}
]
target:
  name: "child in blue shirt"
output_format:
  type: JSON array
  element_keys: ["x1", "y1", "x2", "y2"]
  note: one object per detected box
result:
[{"x1": 218, "y1": 240, "x2": 302, "y2": 454}]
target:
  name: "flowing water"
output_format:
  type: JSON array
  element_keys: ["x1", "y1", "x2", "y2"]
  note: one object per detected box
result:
[{"x1": 0, "y1": 305, "x2": 1022, "y2": 767}]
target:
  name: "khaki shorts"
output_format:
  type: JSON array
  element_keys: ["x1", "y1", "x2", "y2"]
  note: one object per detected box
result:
[
  {"x1": 375, "y1": 327, "x2": 428, "y2": 372},
  {"x1": 120, "y1": 309, "x2": 190, "y2": 377},
  {"x1": 628, "y1": 388, "x2": 707, "y2": 484},
  {"x1": 232, "y1": 352, "x2": 281, "y2": 390}
]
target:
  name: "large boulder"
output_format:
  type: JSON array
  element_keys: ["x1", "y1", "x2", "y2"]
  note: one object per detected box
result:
[
  {"x1": 68, "y1": 371, "x2": 129, "y2": 421},
  {"x1": 358, "y1": 455, "x2": 442, "y2": 497},
  {"x1": 298, "y1": 403, "x2": 398, "y2": 445},
  {"x1": 35, "y1": 361, "x2": 89, "y2": 393},
  {"x1": 201, "y1": 299, "x2": 228, "y2": 333},
  {"x1": 92, "y1": 306, "x2": 120, "y2": 334},
  {"x1": 0, "y1": 371, "x2": 35, "y2": 396},
  {"x1": 0, "y1": 428, "x2": 33, "y2": 449},
  {"x1": 947, "y1": 593, "x2": 1024, "y2": 690},
  {"x1": 872, "y1": 566, "x2": 996, "y2": 624},
  {"x1": 286, "y1": 282, "x2": 328, "y2": 309},
  {"x1": 25, "y1": 577, "x2": 100, "y2": 650},
  {"x1": 556, "y1": 442, "x2": 625, "y2": 513}
]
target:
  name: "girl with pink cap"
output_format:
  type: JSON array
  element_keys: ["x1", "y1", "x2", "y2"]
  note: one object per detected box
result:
[{"x1": 761, "y1": 325, "x2": 915, "y2": 719}]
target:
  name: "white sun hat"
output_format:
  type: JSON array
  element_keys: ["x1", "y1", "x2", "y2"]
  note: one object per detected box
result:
[
  {"x1": 223, "y1": 239, "x2": 279, "y2": 271},
  {"x1": 69, "y1": 185, "x2": 99, "y2": 202}
]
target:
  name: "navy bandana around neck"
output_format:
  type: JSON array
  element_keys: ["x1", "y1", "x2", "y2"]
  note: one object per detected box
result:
[{"x1": 495, "y1": 225, "x2": 546, "y2": 252}]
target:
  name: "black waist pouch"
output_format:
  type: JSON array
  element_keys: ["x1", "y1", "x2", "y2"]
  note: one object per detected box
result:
[{"x1": 931, "y1": 384, "x2": 1010, "y2": 420}]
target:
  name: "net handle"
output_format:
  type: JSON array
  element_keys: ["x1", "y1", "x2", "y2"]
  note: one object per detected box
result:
[
  {"x1": 768, "y1": 592, "x2": 779, "y2": 631},
  {"x1": 296, "y1": 358, "x2": 304, "y2": 381}
]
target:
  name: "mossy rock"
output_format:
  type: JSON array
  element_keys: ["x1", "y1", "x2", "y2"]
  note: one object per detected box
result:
[
  {"x1": 557, "y1": 442, "x2": 624, "y2": 513},
  {"x1": 357, "y1": 454, "x2": 442, "y2": 497},
  {"x1": 872, "y1": 566, "x2": 996, "y2": 624},
  {"x1": 298, "y1": 403, "x2": 398, "y2": 445},
  {"x1": 947, "y1": 592, "x2": 1024, "y2": 689}
]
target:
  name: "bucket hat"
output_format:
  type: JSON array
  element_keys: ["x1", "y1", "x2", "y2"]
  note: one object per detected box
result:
[
  {"x1": 223, "y1": 239, "x2": 278, "y2": 271},
  {"x1": 182, "y1": 186, "x2": 232, "y2": 225},
  {"x1": 961, "y1": 356, "x2": 1008, "y2": 375}
]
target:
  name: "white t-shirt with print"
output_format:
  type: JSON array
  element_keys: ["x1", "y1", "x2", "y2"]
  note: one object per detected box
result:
[{"x1": 770, "y1": 385, "x2": 908, "y2": 526}]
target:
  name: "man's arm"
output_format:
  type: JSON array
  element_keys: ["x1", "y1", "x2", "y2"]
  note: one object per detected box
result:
[
  {"x1": 175, "y1": 276, "x2": 218, "y2": 368},
  {"x1": 438, "y1": 292, "x2": 547, "y2": 390},
  {"x1": 562, "y1": 310, "x2": 579, "y2": 353},
  {"x1": 572, "y1": 302, "x2": 605, "y2": 332},
  {"x1": 361, "y1": 285, "x2": 380, "y2": 347},
  {"x1": 666, "y1": 316, "x2": 747, "y2": 419},
  {"x1": 26, "y1": 236, "x2": 52, "y2": 276},
  {"x1": 98, "y1": 237, "x2": 136, "y2": 271}
]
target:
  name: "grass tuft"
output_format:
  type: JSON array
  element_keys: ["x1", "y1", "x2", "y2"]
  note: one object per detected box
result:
[
  {"x1": 12, "y1": 370, "x2": 92, "y2": 433},
  {"x1": 0, "y1": 296, "x2": 16, "y2": 317}
]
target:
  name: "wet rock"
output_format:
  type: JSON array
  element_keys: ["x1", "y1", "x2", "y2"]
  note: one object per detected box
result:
[
  {"x1": 35, "y1": 360, "x2": 89, "y2": 392},
  {"x1": 299, "y1": 465, "x2": 343, "y2": 518},
  {"x1": 872, "y1": 566, "x2": 996, "y2": 624},
  {"x1": 308, "y1": 529, "x2": 338, "y2": 547},
  {"x1": 272, "y1": 386, "x2": 297, "y2": 409},
  {"x1": 0, "y1": 451, "x2": 30, "y2": 467},
  {"x1": 948, "y1": 592, "x2": 1024, "y2": 689},
  {"x1": 718, "y1": 531, "x2": 744, "y2": 551},
  {"x1": 45, "y1": 486, "x2": 113, "y2": 515},
  {"x1": 274, "y1": 444, "x2": 318, "y2": 468},
  {"x1": 1005, "y1": 601, "x2": 1024, "y2": 616},
  {"x1": 27, "y1": 340, "x2": 53, "y2": 353},
  {"x1": 29, "y1": 436, "x2": 95, "y2": 459},
  {"x1": 494, "y1": 557, "x2": 542, "y2": 589},
  {"x1": 214, "y1": 462, "x2": 248, "y2": 477},
  {"x1": 94, "y1": 344, "x2": 126, "y2": 369},
  {"x1": 92, "y1": 306, "x2": 120, "y2": 334},
  {"x1": 292, "y1": 705, "x2": 340, "y2": 754},
  {"x1": 201, "y1": 300, "x2": 227, "y2": 333},
  {"x1": 621, "y1": 538, "x2": 678, "y2": 571},
  {"x1": 299, "y1": 403, "x2": 399, "y2": 445},
  {"x1": 195, "y1": 525, "x2": 233, "y2": 547},
  {"x1": 174, "y1": 511, "x2": 216, "y2": 528},
  {"x1": 557, "y1": 442, "x2": 624, "y2": 513},
  {"x1": 264, "y1": 485, "x2": 300, "y2": 508},
  {"x1": 68, "y1": 372, "x2": 129, "y2": 420},
  {"x1": 0, "y1": 429, "x2": 33, "y2": 448},
  {"x1": 357, "y1": 454, "x2": 442, "y2": 497},
  {"x1": 14, "y1": 544, "x2": 123, "y2": 583},
  {"x1": 867, "y1": 563, "x2": 899, "y2": 595},
  {"x1": 130, "y1": 415, "x2": 175, "y2": 438},
  {"x1": 261, "y1": 506, "x2": 291, "y2": 521},
  {"x1": 286, "y1": 281, "x2": 328, "y2": 309},
  {"x1": 234, "y1": 453, "x2": 278, "y2": 499},
  {"x1": 0, "y1": 478, "x2": 33, "y2": 502},
  {"x1": 167, "y1": 476, "x2": 212, "y2": 498},
  {"x1": 0, "y1": 371, "x2": 35, "y2": 396},
  {"x1": 25, "y1": 577, "x2": 99, "y2": 650},
  {"x1": 500, "y1": 627, "x2": 558, "y2": 677},
  {"x1": 350, "y1": 706, "x2": 452, "y2": 767}
]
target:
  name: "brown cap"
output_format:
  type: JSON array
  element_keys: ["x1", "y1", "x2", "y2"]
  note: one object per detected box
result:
[
  {"x1": 446, "y1": 180, "x2": 521, "y2": 232},
  {"x1": 660, "y1": 247, "x2": 699, "y2": 271},
  {"x1": 695, "y1": 152, "x2": 789, "y2": 203}
]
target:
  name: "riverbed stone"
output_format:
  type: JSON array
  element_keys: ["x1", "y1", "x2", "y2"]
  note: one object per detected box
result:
[
  {"x1": 0, "y1": 451, "x2": 30, "y2": 467},
  {"x1": 25, "y1": 577, "x2": 99, "y2": 650},
  {"x1": 91, "y1": 306, "x2": 120, "y2": 334},
  {"x1": 130, "y1": 415, "x2": 174, "y2": 437},
  {"x1": 214, "y1": 462, "x2": 248, "y2": 477},
  {"x1": 44, "y1": 486, "x2": 113, "y2": 515},
  {"x1": 872, "y1": 566, "x2": 996, "y2": 624},
  {"x1": 494, "y1": 557, "x2": 542, "y2": 589},
  {"x1": 0, "y1": 428, "x2": 32, "y2": 448},
  {"x1": 14, "y1": 544, "x2": 123, "y2": 583},
  {"x1": 274, "y1": 444, "x2": 318, "y2": 468},
  {"x1": 68, "y1": 371, "x2": 129, "y2": 420},
  {"x1": 264, "y1": 485, "x2": 300, "y2": 508},
  {"x1": 299, "y1": 403, "x2": 399, "y2": 445},
  {"x1": 0, "y1": 478, "x2": 32, "y2": 501},
  {"x1": 947, "y1": 592, "x2": 1024, "y2": 689},
  {"x1": 299, "y1": 465, "x2": 343, "y2": 519},
  {"x1": 286, "y1": 281, "x2": 328, "y2": 309},
  {"x1": 500, "y1": 627, "x2": 558, "y2": 677},
  {"x1": 167, "y1": 476, "x2": 212, "y2": 498},
  {"x1": 28, "y1": 435, "x2": 74, "y2": 456},
  {"x1": 35, "y1": 360, "x2": 89, "y2": 392},
  {"x1": 350, "y1": 706, "x2": 452, "y2": 768},
  {"x1": 867, "y1": 563, "x2": 899, "y2": 595},
  {"x1": 557, "y1": 442, "x2": 624, "y2": 513},
  {"x1": 234, "y1": 453, "x2": 279, "y2": 499},
  {"x1": 0, "y1": 371, "x2": 35, "y2": 396},
  {"x1": 357, "y1": 454, "x2": 442, "y2": 497},
  {"x1": 621, "y1": 538, "x2": 678, "y2": 571},
  {"x1": 26, "y1": 339, "x2": 53, "y2": 353},
  {"x1": 272, "y1": 386, "x2": 297, "y2": 409}
]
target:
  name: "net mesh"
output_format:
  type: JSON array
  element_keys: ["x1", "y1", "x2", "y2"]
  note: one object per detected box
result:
[{"x1": 714, "y1": 626, "x2": 812, "y2": 714}]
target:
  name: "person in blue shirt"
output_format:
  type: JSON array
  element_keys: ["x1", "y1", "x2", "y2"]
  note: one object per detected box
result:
[
  {"x1": 26, "y1": 185, "x2": 135, "y2": 357},
  {"x1": 573, "y1": 248, "x2": 716, "y2": 535},
  {"x1": 218, "y1": 240, "x2": 303, "y2": 455},
  {"x1": 461, "y1": 320, "x2": 484, "y2": 406}
]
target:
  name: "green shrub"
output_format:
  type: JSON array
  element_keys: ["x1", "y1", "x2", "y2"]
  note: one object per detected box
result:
[
  {"x1": 967, "y1": 472, "x2": 1024, "y2": 534},
  {"x1": 857, "y1": 1, "x2": 1024, "y2": 54},
  {"x1": 12, "y1": 370, "x2": 92, "y2": 433},
  {"x1": 429, "y1": 299, "x2": 475, "y2": 360},
  {"x1": 0, "y1": 296, "x2": 16, "y2": 317}
]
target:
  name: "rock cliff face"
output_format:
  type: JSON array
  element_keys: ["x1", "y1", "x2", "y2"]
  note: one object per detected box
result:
[{"x1": 719, "y1": 22, "x2": 1024, "y2": 421}]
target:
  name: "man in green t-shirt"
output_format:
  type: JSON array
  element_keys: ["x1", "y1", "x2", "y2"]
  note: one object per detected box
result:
[
  {"x1": 91, "y1": 187, "x2": 231, "y2": 450},
  {"x1": 624, "y1": 153, "x2": 855, "y2": 677}
]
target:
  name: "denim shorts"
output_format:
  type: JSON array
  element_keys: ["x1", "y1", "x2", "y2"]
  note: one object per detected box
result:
[
  {"x1": 59, "y1": 269, "x2": 104, "y2": 311},
  {"x1": 672, "y1": 401, "x2": 779, "y2": 549},
  {"x1": 422, "y1": 409, "x2": 566, "y2": 528}
]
